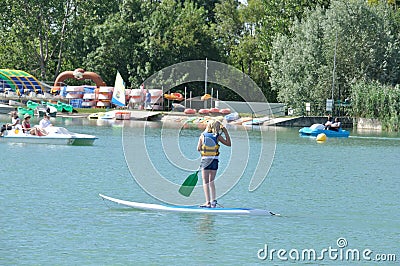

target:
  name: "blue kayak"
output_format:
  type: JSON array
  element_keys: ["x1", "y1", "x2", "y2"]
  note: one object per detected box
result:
[
  {"x1": 224, "y1": 112, "x2": 239, "y2": 122},
  {"x1": 299, "y1": 124, "x2": 350, "y2": 138}
]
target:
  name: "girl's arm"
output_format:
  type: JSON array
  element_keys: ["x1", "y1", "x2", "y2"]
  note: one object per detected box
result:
[
  {"x1": 218, "y1": 127, "x2": 231, "y2": 146},
  {"x1": 197, "y1": 135, "x2": 203, "y2": 152}
]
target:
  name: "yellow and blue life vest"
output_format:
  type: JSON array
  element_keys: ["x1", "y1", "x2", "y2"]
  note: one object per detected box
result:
[{"x1": 201, "y1": 132, "x2": 220, "y2": 157}]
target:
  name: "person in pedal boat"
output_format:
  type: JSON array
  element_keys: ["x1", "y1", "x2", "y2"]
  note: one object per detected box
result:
[
  {"x1": 21, "y1": 113, "x2": 46, "y2": 136},
  {"x1": 30, "y1": 113, "x2": 52, "y2": 136},
  {"x1": 21, "y1": 114, "x2": 34, "y2": 134},
  {"x1": 323, "y1": 114, "x2": 333, "y2": 129},
  {"x1": 197, "y1": 119, "x2": 231, "y2": 208},
  {"x1": 326, "y1": 117, "x2": 341, "y2": 131},
  {"x1": 1, "y1": 111, "x2": 20, "y2": 136},
  {"x1": 39, "y1": 113, "x2": 52, "y2": 128}
]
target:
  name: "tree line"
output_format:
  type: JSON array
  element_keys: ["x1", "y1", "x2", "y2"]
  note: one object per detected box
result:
[
  {"x1": 1, "y1": 0, "x2": 399, "y2": 129},
  {"x1": 0, "y1": 0, "x2": 330, "y2": 99},
  {"x1": 270, "y1": 0, "x2": 400, "y2": 130}
]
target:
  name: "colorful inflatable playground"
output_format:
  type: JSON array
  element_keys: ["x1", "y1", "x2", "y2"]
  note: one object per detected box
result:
[{"x1": 0, "y1": 69, "x2": 44, "y2": 95}]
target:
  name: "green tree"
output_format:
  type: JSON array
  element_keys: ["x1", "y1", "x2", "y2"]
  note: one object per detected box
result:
[
  {"x1": 212, "y1": 0, "x2": 331, "y2": 102},
  {"x1": 133, "y1": 0, "x2": 219, "y2": 88},
  {"x1": 84, "y1": 0, "x2": 220, "y2": 90},
  {"x1": 84, "y1": 0, "x2": 143, "y2": 86},
  {"x1": 270, "y1": 7, "x2": 330, "y2": 111},
  {"x1": 0, "y1": 0, "x2": 75, "y2": 80},
  {"x1": 180, "y1": 0, "x2": 221, "y2": 23},
  {"x1": 270, "y1": 0, "x2": 400, "y2": 113},
  {"x1": 0, "y1": 0, "x2": 121, "y2": 82},
  {"x1": 63, "y1": 0, "x2": 121, "y2": 78},
  {"x1": 351, "y1": 81, "x2": 400, "y2": 131},
  {"x1": 325, "y1": 0, "x2": 400, "y2": 96},
  {"x1": 212, "y1": 0, "x2": 242, "y2": 59}
]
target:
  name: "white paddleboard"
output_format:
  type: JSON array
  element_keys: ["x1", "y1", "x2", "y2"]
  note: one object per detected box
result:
[{"x1": 99, "y1": 194, "x2": 276, "y2": 216}]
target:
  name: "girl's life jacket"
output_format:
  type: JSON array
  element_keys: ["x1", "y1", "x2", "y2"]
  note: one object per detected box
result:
[{"x1": 201, "y1": 132, "x2": 220, "y2": 157}]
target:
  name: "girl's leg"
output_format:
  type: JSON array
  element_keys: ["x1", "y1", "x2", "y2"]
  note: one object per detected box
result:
[
  {"x1": 202, "y1": 169, "x2": 211, "y2": 205},
  {"x1": 208, "y1": 170, "x2": 217, "y2": 203}
]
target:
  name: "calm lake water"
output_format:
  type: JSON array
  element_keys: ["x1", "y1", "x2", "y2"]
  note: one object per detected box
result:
[{"x1": 0, "y1": 114, "x2": 399, "y2": 265}]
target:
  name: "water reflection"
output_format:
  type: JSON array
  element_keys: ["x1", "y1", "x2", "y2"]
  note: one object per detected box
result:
[
  {"x1": 176, "y1": 213, "x2": 216, "y2": 242},
  {"x1": 197, "y1": 214, "x2": 216, "y2": 237}
]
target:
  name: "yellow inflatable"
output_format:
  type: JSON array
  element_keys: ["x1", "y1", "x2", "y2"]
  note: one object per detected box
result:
[
  {"x1": 164, "y1": 93, "x2": 183, "y2": 101},
  {"x1": 316, "y1": 133, "x2": 327, "y2": 142},
  {"x1": 201, "y1": 94, "x2": 211, "y2": 100}
]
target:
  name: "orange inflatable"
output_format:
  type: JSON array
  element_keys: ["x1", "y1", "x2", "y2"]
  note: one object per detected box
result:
[
  {"x1": 53, "y1": 68, "x2": 106, "y2": 91},
  {"x1": 164, "y1": 92, "x2": 183, "y2": 101}
]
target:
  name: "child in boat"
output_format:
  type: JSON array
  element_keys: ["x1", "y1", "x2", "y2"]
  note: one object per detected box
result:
[
  {"x1": 30, "y1": 113, "x2": 52, "y2": 136},
  {"x1": 197, "y1": 119, "x2": 231, "y2": 208},
  {"x1": 1, "y1": 111, "x2": 20, "y2": 136},
  {"x1": 39, "y1": 113, "x2": 52, "y2": 128},
  {"x1": 21, "y1": 114, "x2": 34, "y2": 134},
  {"x1": 21, "y1": 114, "x2": 47, "y2": 136}
]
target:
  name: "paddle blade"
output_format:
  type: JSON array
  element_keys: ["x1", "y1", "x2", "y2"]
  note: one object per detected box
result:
[{"x1": 178, "y1": 171, "x2": 199, "y2": 197}]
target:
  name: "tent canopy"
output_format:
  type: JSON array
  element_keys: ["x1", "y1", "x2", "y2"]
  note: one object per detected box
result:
[{"x1": 0, "y1": 69, "x2": 44, "y2": 95}]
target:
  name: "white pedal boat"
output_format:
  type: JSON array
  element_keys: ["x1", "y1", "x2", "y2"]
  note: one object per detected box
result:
[{"x1": 1, "y1": 126, "x2": 97, "y2": 145}]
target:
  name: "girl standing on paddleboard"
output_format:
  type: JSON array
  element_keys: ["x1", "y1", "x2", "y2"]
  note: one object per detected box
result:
[{"x1": 197, "y1": 119, "x2": 231, "y2": 208}]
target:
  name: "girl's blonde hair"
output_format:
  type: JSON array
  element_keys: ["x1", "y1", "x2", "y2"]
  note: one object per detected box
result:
[{"x1": 205, "y1": 119, "x2": 223, "y2": 134}]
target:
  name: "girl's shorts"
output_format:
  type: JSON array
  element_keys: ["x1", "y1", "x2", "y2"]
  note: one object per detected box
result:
[{"x1": 200, "y1": 158, "x2": 219, "y2": 170}]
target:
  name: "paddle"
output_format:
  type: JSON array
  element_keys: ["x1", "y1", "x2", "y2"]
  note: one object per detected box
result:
[{"x1": 178, "y1": 171, "x2": 199, "y2": 197}]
